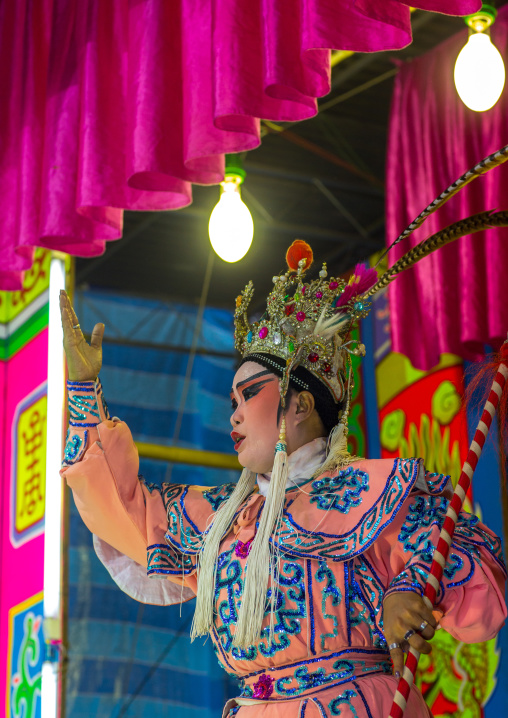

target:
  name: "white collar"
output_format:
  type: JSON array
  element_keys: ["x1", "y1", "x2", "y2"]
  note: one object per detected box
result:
[{"x1": 256, "y1": 437, "x2": 327, "y2": 497}]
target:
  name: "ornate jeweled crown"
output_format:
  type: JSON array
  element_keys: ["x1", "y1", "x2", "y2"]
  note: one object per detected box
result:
[{"x1": 234, "y1": 241, "x2": 378, "y2": 403}]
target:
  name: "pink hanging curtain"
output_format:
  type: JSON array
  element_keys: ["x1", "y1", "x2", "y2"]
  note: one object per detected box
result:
[
  {"x1": 0, "y1": 0, "x2": 480, "y2": 290},
  {"x1": 386, "y1": 7, "x2": 508, "y2": 370}
]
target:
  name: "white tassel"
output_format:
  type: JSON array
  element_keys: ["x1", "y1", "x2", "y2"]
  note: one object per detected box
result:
[
  {"x1": 313, "y1": 360, "x2": 358, "y2": 476},
  {"x1": 233, "y1": 418, "x2": 289, "y2": 649},
  {"x1": 191, "y1": 468, "x2": 256, "y2": 641},
  {"x1": 313, "y1": 421, "x2": 355, "y2": 476}
]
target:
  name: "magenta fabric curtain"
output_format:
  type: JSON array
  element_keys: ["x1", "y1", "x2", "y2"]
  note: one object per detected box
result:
[
  {"x1": 0, "y1": 0, "x2": 480, "y2": 290},
  {"x1": 386, "y1": 8, "x2": 508, "y2": 370}
]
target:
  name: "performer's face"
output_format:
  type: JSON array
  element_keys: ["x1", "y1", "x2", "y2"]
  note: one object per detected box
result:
[{"x1": 230, "y1": 361, "x2": 282, "y2": 473}]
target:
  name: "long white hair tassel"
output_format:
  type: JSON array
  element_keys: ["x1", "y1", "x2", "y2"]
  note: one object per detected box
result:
[
  {"x1": 314, "y1": 360, "x2": 357, "y2": 477},
  {"x1": 233, "y1": 418, "x2": 289, "y2": 649},
  {"x1": 191, "y1": 468, "x2": 256, "y2": 641},
  {"x1": 315, "y1": 421, "x2": 352, "y2": 476}
]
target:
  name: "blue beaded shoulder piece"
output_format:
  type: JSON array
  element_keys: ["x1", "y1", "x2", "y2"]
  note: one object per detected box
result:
[{"x1": 271, "y1": 458, "x2": 422, "y2": 562}]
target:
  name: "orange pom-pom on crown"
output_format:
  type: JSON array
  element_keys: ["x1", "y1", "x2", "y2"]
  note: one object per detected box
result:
[{"x1": 286, "y1": 240, "x2": 313, "y2": 272}]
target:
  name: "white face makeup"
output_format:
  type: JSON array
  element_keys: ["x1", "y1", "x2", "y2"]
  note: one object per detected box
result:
[{"x1": 229, "y1": 361, "x2": 282, "y2": 474}]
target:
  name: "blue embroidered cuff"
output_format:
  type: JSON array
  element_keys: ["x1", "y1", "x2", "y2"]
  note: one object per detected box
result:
[
  {"x1": 147, "y1": 543, "x2": 196, "y2": 577},
  {"x1": 385, "y1": 563, "x2": 444, "y2": 604},
  {"x1": 62, "y1": 378, "x2": 110, "y2": 466},
  {"x1": 67, "y1": 378, "x2": 109, "y2": 427},
  {"x1": 384, "y1": 581, "x2": 424, "y2": 602}
]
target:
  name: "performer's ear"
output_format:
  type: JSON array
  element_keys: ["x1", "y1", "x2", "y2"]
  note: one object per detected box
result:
[{"x1": 294, "y1": 391, "x2": 315, "y2": 422}]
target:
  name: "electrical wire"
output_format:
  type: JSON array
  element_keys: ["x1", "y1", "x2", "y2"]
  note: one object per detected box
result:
[{"x1": 116, "y1": 613, "x2": 194, "y2": 718}]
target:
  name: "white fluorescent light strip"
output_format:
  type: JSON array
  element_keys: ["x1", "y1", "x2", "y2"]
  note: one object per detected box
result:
[
  {"x1": 41, "y1": 663, "x2": 58, "y2": 718},
  {"x1": 42, "y1": 256, "x2": 66, "y2": 718}
]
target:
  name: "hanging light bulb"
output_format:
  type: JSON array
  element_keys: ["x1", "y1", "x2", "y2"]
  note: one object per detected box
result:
[
  {"x1": 209, "y1": 159, "x2": 254, "y2": 263},
  {"x1": 454, "y1": 4, "x2": 505, "y2": 112}
]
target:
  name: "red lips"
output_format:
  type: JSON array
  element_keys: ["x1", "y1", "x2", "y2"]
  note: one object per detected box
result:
[{"x1": 231, "y1": 431, "x2": 245, "y2": 451}]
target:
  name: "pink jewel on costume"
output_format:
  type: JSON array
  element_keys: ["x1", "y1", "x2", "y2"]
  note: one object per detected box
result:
[
  {"x1": 235, "y1": 538, "x2": 254, "y2": 558},
  {"x1": 315, "y1": 291, "x2": 323, "y2": 299},
  {"x1": 253, "y1": 674, "x2": 274, "y2": 699},
  {"x1": 258, "y1": 327, "x2": 268, "y2": 339},
  {"x1": 296, "y1": 311, "x2": 306, "y2": 322},
  {"x1": 329, "y1": 281, "x2": 339, "y2": 290}
]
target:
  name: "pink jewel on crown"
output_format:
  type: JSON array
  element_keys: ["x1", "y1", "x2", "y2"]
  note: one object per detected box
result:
[
  {"x1": 252, "y1": 674, "x2": 274, "y2": 699},
  {"x1": 235, "y1": 538, "x2": 254, "y2": 559}
]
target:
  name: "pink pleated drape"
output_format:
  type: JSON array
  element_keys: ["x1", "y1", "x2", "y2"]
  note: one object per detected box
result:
[
  {"x1": 0, "y1": 0, "x2": 481, "y2": 290},
  {"x1": 385, "y1": 7, "x2": 508, "y2": 370},
  {"x1": 386, "y1": 8, "x2": 508, "y2": 369}
]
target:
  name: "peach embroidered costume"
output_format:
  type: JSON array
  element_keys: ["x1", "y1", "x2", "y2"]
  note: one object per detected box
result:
[{"x1": 61, "y1": 379, "x2": 507, "y2": 718}]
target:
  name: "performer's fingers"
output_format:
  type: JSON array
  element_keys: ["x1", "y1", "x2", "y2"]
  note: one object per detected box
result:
[
  {"x1": 60, "y1": 289, "x2": 78, "y2": 322},
  {"x1": 418, "y1": 605, "x2": 437, "y2": 630},
  {"x1": 90, "y1": 323, "x2": 105, "y2": 349},
  {"x1": 59, "y1": 290, "x2": 70, "y2": 323},
  {"x1": 419, "y1": 622, "x2": 435, "y2": 641},
  {"x1": 414, "y1": 607, "x2": 437, "y2": 640},
  {"x1": 400, "y1": 623, "x2": 433, "y2": 655},
  {"x1": 60, "y1": 303, "x2": 75, "y2": 337},
  {"x1": 407, "y1": 632, "x2": 433, "y2": 655},
  {"x1": 388, "y1": 645, "x2": 404, "y2": 678},
  {"x1": 68, "y1": 299, "x2": 80, "y2": 328}
]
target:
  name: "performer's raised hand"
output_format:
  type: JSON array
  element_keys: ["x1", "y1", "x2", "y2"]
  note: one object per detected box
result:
[
  {"x1": 383, "y1": 591, "x2": 438, "y2": 678},
  {"x1": 59, "y1": 290, "x2": 105, "y2": 381}
]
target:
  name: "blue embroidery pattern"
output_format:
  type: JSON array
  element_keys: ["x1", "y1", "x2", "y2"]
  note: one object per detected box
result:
[
  {"x1": 68, "y1": 393, "x2": 100, "y2": 424},
  {"x1": 273, "y1": 458, "x2": 420, "y2": 561},
  {"x1": 329, "y1": 689, "x2": 359, "y2": 716},
  {"x1": 203, "y1": 483, "x2": 236, "y2": 511},
  {"x1": 238, "y1": 655, "x2": 391, "y2": 701},
  {"x1": 163, "y1": 483, "x2": 240, "y2": 555},
  {"x1": 315, "y1": 561, "x2": 342, "y2": 651},
  {"x1": 347, "y1": 556, "x2": 387, "y2": 649},
  {"x1": 147, "y1": 543, "x2": 195, "y2": 575},
  {"x1": 163, "y1": 484, "x2": 207, "y2": 554},
  {"x1": 62, "y1": 429, "x2": 87, "y2": 465},
  {"x1": 389, "y1": 494, "x2": 507, "y2": 600},
  {"x1": 258, "y1": 563, "x2": 306, "y2": 658},
  {"x1": 423, "y1": 470, "x2": 451, "y2": 495},
  {"x1": 213, "y1": 549, "x2": 306, "y2": 666},
  {"x1": 139, "y1": 477, "x2": 160, "y2": 494},
  {"x1": 309, "y1": 467, "x2": 369, "y2": 513},
  {"x1": 275, "y1": 659, "x2": 357, "y2": 697}
]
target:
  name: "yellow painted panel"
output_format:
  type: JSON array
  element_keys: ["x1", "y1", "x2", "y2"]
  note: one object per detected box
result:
[
  {"x1": 0, "y1": 249, "x2": 52, "y2": 324},
  {"x1": 15, "y1": 395, "x2": 47, "y2": 533}
]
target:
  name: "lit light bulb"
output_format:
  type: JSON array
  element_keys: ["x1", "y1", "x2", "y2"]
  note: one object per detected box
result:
[
  {"x1": 209, "y1": 179, "x2": 254, "y2": 263},
  {"x1": 454, "y1": 31, "x2": 505, "y2": 112}
]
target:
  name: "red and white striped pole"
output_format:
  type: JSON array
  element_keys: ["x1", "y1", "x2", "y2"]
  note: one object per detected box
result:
[{"x1": 388, "y1": 342, "x2": 508, "y2": 718}]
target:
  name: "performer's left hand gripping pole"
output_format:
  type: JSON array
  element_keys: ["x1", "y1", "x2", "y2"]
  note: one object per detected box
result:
[{"x1": 388, "y1": 339, "x2": 508, "y2": 718}]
